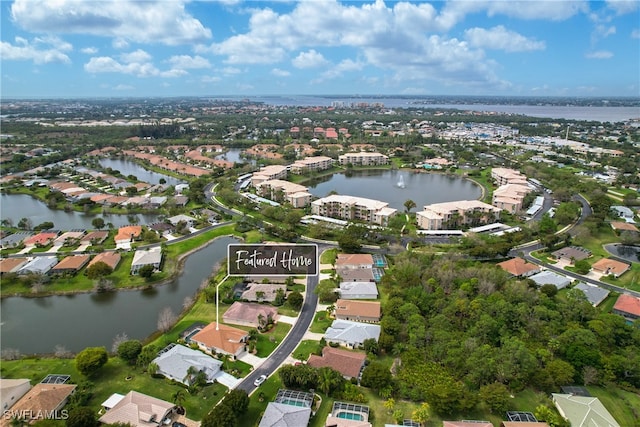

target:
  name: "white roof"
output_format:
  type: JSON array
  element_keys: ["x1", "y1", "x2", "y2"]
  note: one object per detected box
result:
[
  {"x1": 530, "y1": 270, "x2": 571, "y2": 289},
  {"x1": 325, "y1": 320, "x2": 381, "y2": 345},
  {"x1": 101, "y1": 393, "x2": 125, "y2": 409},
  {"x1": 152, "y1": 344, "x2": 222, "y2": 386}
]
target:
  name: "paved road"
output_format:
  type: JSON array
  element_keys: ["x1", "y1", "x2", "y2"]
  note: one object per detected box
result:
[
  {"x1": 236, "y1": 257, "x2": 322, "y2": 394},
  {"x1": 512, "y1": 194, "x2": 639, "y2": 297}
]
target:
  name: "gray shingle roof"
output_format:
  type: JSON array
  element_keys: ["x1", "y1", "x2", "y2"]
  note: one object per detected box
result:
[
  {"x1": 574, "y1": 282, "x2": 610, "y2": 306},
  {"x1": 258, "y1": 402, "x2": 311, "y2": 427},
  {"x1": 152, "y1": 344, "x2": 221, "y2": 386},
  {"x1": 325, "y1": 320, "x2": 381, "y2": 346}
]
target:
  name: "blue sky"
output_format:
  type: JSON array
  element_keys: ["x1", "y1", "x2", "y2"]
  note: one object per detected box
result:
[{"x1": 1, "y1": 0, "x2": 639, "y2": 98}]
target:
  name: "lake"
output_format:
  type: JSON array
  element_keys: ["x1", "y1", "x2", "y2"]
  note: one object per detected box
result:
[
  {"x1": 99, "y1": 158, "x2": 186, "y2": 186},
  {"x1": 0, "y1": 194, "x2": 161, "y2": 230},
  {"x1": 0, "y1": 235, "x2": 239, "y2": 354},
  {"x1": 307, "y1": 169, "x2": 482, "y2": 211}
]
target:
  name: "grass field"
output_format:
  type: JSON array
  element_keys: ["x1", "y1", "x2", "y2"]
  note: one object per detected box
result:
[
  {"x1": 0, "y1": 356, "x2": 226, "y2": 422},
  {"x1": 310, "y1": 311, "x2": 333, "y2": 333}
]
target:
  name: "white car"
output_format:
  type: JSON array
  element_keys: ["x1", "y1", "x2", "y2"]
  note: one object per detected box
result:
[{"x1": 253, "y1": 374, "x2": 267, "y2": 387}]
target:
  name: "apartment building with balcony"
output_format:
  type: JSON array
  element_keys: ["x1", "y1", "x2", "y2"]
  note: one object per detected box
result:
[
  {"x1": 338, "y1": 152, "x2": 389, "y2": 166},
  {"x1": 311, "y1": 194, "x2": 397, "y2": 226},
  {"x1": 416, "y1": 200, "x2": 502, "y2": 230},
  {"x1": 290, "y1": 156, "x2": 334, "y2": 174}
]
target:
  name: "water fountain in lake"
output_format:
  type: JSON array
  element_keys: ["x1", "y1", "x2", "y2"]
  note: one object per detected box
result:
[{"x1": 397, "y1": 174, "x2": 406, "y2": 189}]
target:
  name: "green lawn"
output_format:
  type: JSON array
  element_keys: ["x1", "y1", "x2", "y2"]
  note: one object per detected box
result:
[
  {"x1": 320, "y1": 248, "x2": 338, "y2": 265},
  {"x1": 292, "y1": 340, "x2": 321, "y2": 361},
  {"x1": 0, "y1": 356, "x2": 226, "y2": 421},
  {"x1": 310, "y1": 311, "x2": 333, "y2": 333},
  {"x1": 236, "y1": 373, "x2": 283, "y2": 427},
  {"x1": 255, "y1": 323, "x2": 292, "y2": 357},
  {"x1": 588, "y1": 386, "x2": 640, "y2": 427}
]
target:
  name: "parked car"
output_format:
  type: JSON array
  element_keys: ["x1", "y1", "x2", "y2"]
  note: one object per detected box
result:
[{"x1": 254, "y1": 374, "x2": 267, "y2": 387}]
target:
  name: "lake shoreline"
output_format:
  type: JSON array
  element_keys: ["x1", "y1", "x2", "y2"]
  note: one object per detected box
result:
[{"x1": 0, "y1": 232, "x2": 238, "y2": 300}]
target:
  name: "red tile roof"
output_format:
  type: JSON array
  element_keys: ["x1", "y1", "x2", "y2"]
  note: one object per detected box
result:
[
  {"x1": 191, "y1": 322, "x2": 247, "y2": 355},
  {"x1": 496, "y1": 257, "x2": 541, "y2": 276},
  {"x1": 591, "y1": 258, "x2": 630, "y2": 276},
  {"x1": 307, "y1": 346, "x2": 366, "y2": 378},
  {"x1": 613, "y1": 294, "x2": 640, "y2": 317},
  {"x1": 52, "y1": 255, "x2": 91, "y2": 271},
  {"x1": 88, "y1": 252, "x2": 122, "y2": 270}
]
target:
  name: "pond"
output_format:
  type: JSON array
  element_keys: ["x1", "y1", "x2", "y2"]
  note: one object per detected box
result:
[
  {"x1": 0, "y1": 194, "x2": 161, "y2": 230},
  {"x1": 0, "y1": 235, "x2": 239, "y2": 354},
  {"x1": 307, "y1": 169, "x2": 482, "y2": 210},
  {"x1": 99, "y1": 158, "x2": 186, "y2": 186}
]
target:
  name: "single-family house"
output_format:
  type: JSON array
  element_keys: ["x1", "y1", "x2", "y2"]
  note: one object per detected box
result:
[
  {"x1": 591, "y1": 258, "x2": 630, "y2": 278},
  {"x1": 325, "y1": 319, "x2": 381, "y2": 348},
  {"x1": 0, "y1": 231, "x2": 32, "y2": 249},
  {"x1": 223, "y1": 301, "x2": 279, "y2": 328},
  {"x1": 259, "y1": 402, "x2": 312, "y2": 427},
  {"x1": 17, "y1": 256, "x2": 59, "y2": 275},
  {"x1": 496, "y1": 257, "x2": 541, "y2": 277},
  {"x1": 148, "y1": 222, "x2": 176, "y2": 237},
  {"x1": 259, "y1": 390, "x2": 313, "y2": 427},
  {"x1": 87, "y1": 252, "x2": 122, "y2": 271},
  {"x1": 551, "y1": 393, "x2": 620, "y2": 427},
  {"x1": 168, "y1": 214, "x2": 197, "y2": 228},
  {"x1": 326, "y1": 401, "x2": 372, "y2": 427},
  {"x1": 335, "y1": 253, "x2": 374, "y2": 269},
  {"x1": 0, "y1": 379, "x2": 31, "y2": 411},
  {"x1": 338, "y1": 281, "x2": 378, "y2": 300},
  {"x1": 529, "y1": 270, "x2": 572, "y2": 289},
  {"x1": 307, "y1": 346, "x2": 367, "y2": 380},
  {"x1": 23, "y1": 232, "x2": 58, "y2": 247},
  {"x1": 551, "y1": 246, "x2": 592, "y2": 263},
  {"x1": 190, "y1": 322, "x2": 248, "y2": 360},
  {"x1": 81, "y1": 231, "x2": 109, "y2": 245},
  {"x1": 337, "y1": 267, "x2": 375, "y2": 283},
  {"x1": 1, "y1": 383, "x2": 76, "y2": 426},
  {"x1": 334, "y1": 299, "x2": 381, "y2": 323},
  {"x1": 98, "y1": 391, "x2": 176, "y2": 427},
  {"x1": 610, "y1": 205, "x2": 635, "y2": 222},
  {"x1": 173, "y1": 195, "x2": 189, "y2": 207},
  {"x1": 0, "y1": 258, "x2": 29, "y2": 275},
  {"x1": 240, "y1": 282, "x2": 288, "y2": 303},
  {"x1": 610, "y1": 221, "x2": 639, "y2": 233},
  {"x1": 53, "y1": 231, "x2": 85, "y2": 246},
  {"x1": 114, "y1": 225, "x2": 142, "y2": 245},
  {"x1": 500, "y1": 423, "x2": 550, "y2": 427},
  {"x1": 51, "y1": 255, "x2": 91, "y2": 275},
  {"x1": 574, "y1": 282, "x2": 610, "y2": 307},
  {"x1": 130, "y1": 247, "x2": 163, "y2": 275},
  {"x1": 612, "y1": 294, "x2": 640, "y2": 320},
  {"x1": 444, "y1": 422, "x2": 493, "y2": 427},
  {"x1": 152, "y1": 344, "x2": 222, "y2": 386}
]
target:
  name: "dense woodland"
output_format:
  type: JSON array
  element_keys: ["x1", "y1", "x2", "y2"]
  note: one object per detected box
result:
[{"x1": 373, "y1": 250, "x2": 640, "y2": 415}]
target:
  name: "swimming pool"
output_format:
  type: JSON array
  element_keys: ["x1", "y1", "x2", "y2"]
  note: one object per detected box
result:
[
  {"x1": 279, "y1": 398, "x2": 307, "y2": 407},
  {"x1": 183, "y1": 328, "x2": 202, "y2": 343},
  {"x1": 336, "y1": 411, "x2": 364, "y2": 421}
]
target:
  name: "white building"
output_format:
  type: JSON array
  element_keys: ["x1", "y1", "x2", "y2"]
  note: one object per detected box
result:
[
  {"x1": 338, "y1": 152, "x2": 389, "y2": 166},
  {"x1": 311, "y1": 194, "x2": 397, "y2": 226},
  {"x1": 416, "y1": 200, "x2": 501, "y2": 230}
]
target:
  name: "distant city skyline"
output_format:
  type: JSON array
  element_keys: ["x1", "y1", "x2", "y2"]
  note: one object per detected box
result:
[{"x1": 1, "y1": 0, "x2": 639, "y2": 98}]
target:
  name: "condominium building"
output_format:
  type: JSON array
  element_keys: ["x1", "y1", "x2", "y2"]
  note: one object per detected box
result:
[
  {"x1": 416, "y1": 200, "x2": 502, "y2": 230},
  {"x1": 251, "y1": 165, "x2": 288, "y2": 186},
  {"x1": 338, "y1": 152, "x2": 389, "y2": 166},
  {"x1": 311, "y1": 194, "x2": 397, "y2": 226},
  {"x1": 290, "y1": 156, "x2": 334, "y2": 174},
  {"x1": 491, "y1": 167, "x2": 528, "y2": 186},
  {"x1": 255, "y1": 179, "x2": 312, "y2": 208},
  {"x1": 492, "y1": 183, "x2": 532, "y2": 213}
]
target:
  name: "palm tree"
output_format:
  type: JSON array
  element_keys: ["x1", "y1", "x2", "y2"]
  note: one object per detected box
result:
[
  {"x1": 172, "y1": 389, "x2": 186, "y2": 414},
  {"x1": 404, "y1": 199, "x2": 416, "y2": 213}
]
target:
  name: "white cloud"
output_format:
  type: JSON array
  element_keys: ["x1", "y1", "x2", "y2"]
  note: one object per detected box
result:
[
  {"x1": 84, "y1": 53, "x2": 186, "y2": 78},
  {"x1": 200, "y1": 0, "x2": 542, "y2": 91},
  {"x1": 112, "y1": 38, "x2": 130, "y2": 50},
  {"x1": 11, "y1": 0, "x2": 212, "y2": 45},
  {"x1": 81, "y1": 47, "x2": 98, "y2": 55},
  {"x1": 222, "y1": 67, "x2": 242, "y2": 75},
  {"x1": 292, "y1": 50, "x2": 329, "y2": 69},
  {"x1": 317, "y1": 58, "x2": 365, "y2": 81},
  {"x1": 120, "y1": 49, "x2": 152, "y2": 64},
  {"x1": 271, "y1": 68, "x2": 291, "y2": 77},
  {"x1": 605, "y1": 0, "x2": 640, "y2": 15},
  {"x1": 167, "y1": 55, "x2": 211, "y2": 69},
  {"x1": 114, "y1": 84, "x2": 134, "y2": 91},
  {"x1": 464, "y1": 26, "x2": 545, "y2": 52},
  {"x1": 0, "y1": 36, "x2": 71, "y2": 64},
  {"x1": 585, "y1": 50, "x2": 614, "y2": 59},
  {"x1": 632, "y1": 29, "x2": 640, "y2": 39}
]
